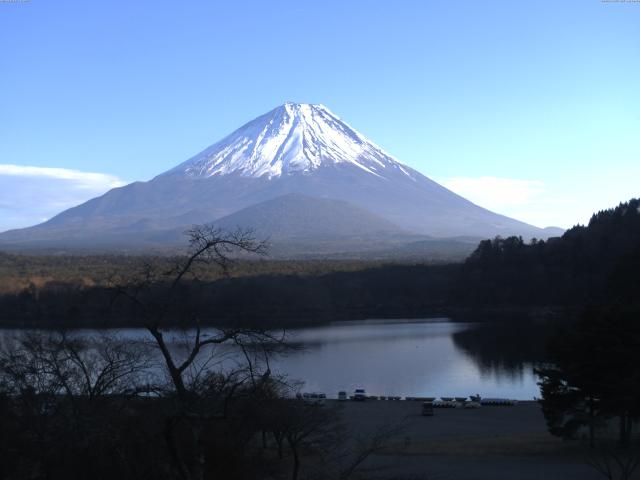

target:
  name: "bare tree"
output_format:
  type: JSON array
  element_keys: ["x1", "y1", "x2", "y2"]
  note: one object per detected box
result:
[
  {"x1": 0, "y1": 331, "x2": 150, "y2": 479},
  {"x1": 335, "y1": 423, "x2": 406, "y2": 480},
  {"x1": 0, "y1": 331, "x2": 148, "y2": 402},
  {"x1": 261, "y1": 394, "x2": 404, "y2": 480},
  {"x1": 113, "y1": 226, "x2": 288, "y2": 480},
  {"x1": 277, "y1": 400, "x2": 338, "y2": 480},
  {"x1": 587, "y1": 446, "x2": 640, "y2": 480}
]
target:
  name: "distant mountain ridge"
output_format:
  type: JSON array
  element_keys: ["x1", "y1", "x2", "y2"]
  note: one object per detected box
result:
[{"x1": 0, "y1": 102, "x2": 563, "y2": 255}]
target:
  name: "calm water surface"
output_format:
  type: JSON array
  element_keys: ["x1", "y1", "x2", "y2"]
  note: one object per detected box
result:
[
  {"x1": 272, "y1": 319, "x2": 540, "y2": 400},
  {"x1": 0, "y1": 319, "x2": 541, "y2": 400}
]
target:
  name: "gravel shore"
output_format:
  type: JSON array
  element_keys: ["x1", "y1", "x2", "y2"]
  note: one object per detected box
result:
[{"x1": 331, "y1": 400, "x2": 605, "y2": 480}]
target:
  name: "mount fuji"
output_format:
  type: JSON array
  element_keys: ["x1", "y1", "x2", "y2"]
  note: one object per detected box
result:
[{"x1": 0, "y1": 102, "x2": 562, "y2": 256}]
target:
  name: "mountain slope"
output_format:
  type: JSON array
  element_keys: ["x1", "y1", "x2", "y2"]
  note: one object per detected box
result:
[
  {"x1": 0, "y1": 102, "x2": 560, "y2": 251},
  {"x1": 211, "y1": 193, "x2": 404, "y2": 240}
]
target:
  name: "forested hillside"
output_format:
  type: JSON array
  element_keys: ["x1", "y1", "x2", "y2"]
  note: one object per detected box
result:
[{"x1": 456, "y1": 198, "x2": 640, "y2": 310}]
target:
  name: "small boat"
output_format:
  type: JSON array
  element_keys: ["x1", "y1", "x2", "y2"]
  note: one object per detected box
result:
[{"x1": 353, "y1": 388, "x2": 367, "y2": 401}]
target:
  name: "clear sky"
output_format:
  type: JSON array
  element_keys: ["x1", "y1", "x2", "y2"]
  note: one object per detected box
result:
[{"x1": 1, "y1": 0, "x2": 639, "y2": 231}]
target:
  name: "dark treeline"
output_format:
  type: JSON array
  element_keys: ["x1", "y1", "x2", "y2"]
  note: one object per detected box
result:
[
  {"x1": 0, "y1": 264, "x2": 458, "y2": 328},
  {"x1": 526, "y1": 200, "x2": 640, "y2": 458},
  {"x1": 0, "y1": 254, "x2": 390, "y2": 294},
  {"x1": 537, "y1": 308, "x2": 640, "y2": 448},
  {"x1": 457, "y1": 198, "x2": 640, "y2": 309},
  {"x1": 1, "y1": 198, "x2": 639, "y2": 328}
]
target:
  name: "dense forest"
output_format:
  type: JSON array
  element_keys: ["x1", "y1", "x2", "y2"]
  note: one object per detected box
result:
[
  {"x1": 456, "y1": 198, "x2": 640, "y2": 310},
  {"x1": 0, "y1": 198, "x2": 638, "y2": 328}
]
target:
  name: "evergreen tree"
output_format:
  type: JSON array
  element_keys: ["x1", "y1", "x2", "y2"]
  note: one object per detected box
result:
[{"x1": 537, "y1": 308, "x2": 640, "y2": 447}]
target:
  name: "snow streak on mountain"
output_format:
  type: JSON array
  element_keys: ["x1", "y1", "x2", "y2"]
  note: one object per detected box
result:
[{"x1": 167, "y1": 102, "x2": 415, "y2": 180}]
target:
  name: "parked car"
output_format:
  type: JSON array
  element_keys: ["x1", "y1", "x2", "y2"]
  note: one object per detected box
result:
[
  {"x1": 422, "y1": 401, "x2": 434, "y2": 416},
  {"x1": 338, "y1": 391, "x2": 348, "y2": 401},
  {"x1": 353, "y1": 388, "x2": 367, "y2": 401}
]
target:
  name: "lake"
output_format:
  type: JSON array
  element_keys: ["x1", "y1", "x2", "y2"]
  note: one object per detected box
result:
[
  {"x1": 271, "y1": 319, "x2": 541, "y2": 400},
  {"x1": 0, "y1": 319, "x2": 543, "y2": 400}
]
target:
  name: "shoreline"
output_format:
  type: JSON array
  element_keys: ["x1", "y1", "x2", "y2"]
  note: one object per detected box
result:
[{"x1": 0, "y1": 305, "x2": 575, "y2": 330}]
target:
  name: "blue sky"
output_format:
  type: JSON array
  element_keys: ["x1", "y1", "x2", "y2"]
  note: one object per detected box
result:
[{"x1": 1, "y1": 0, "x2": 639, "y2": 231}]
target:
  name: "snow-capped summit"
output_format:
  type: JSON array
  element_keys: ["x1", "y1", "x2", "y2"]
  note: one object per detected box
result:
[{"x1": 167, "y1": 102, "x2": 414, "y2": 179}]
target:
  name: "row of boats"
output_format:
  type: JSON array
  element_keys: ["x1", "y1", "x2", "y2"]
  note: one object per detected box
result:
[
  {"x1": 300, "y1": 390, "x2": 518, "y2": 406},
  {"x1": 408, "y1": 396, "x2": 518, "y2": 406},
  {"x1": 420, "y1": 397, "x2": 518, "y2": 415}
]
